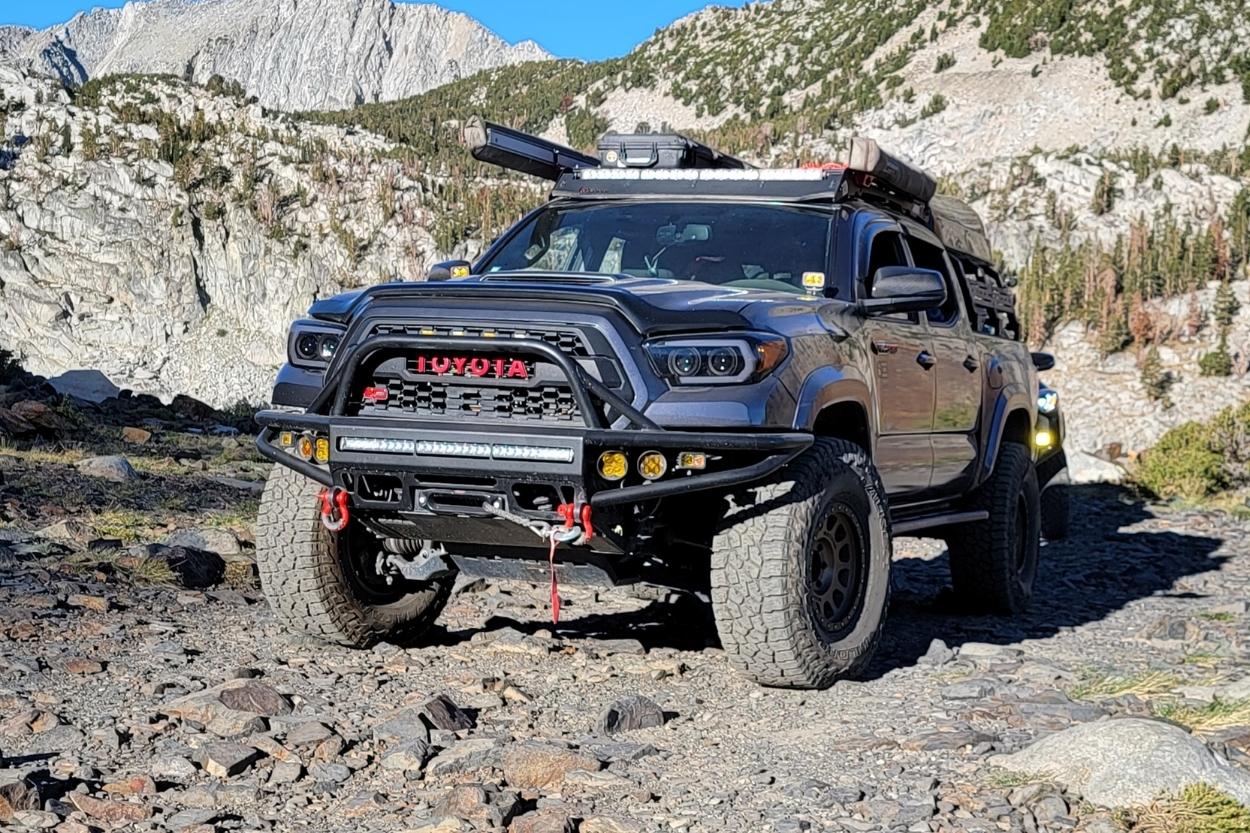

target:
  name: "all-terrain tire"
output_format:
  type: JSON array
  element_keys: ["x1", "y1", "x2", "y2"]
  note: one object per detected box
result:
[
  {"x1": 946, "y1": 442, "x2": 1041, "y2": 614},
  {"x1": 1040, "y1": 483, "x2": 1071, "y2": 541},
  {"x1": 710, "y1": 438, "x2": 891, "y2": 689},
  {"x1": 256, "y1": 464, "x2": 452, "y2": 647}
]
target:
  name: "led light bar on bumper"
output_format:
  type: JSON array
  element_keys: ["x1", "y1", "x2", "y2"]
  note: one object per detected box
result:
[
  {"x1": 338, "y1": 436, "x2": 575, "y2": 464},
  {"x1": 645, "y1": 333, "x2": 788, "y2": 386}
]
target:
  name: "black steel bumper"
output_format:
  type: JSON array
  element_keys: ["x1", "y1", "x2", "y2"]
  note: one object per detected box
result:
[{"x1": 256, "y1": 334, "x2": 812, "y2": 513}]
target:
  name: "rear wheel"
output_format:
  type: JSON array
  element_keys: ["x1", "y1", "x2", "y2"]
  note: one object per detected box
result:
[
  {"x1": 946, "y1": 442, "x2": 1040, "y2": 614},
  {"x1": 256, "y1": 465, "x2": 452, "y2": 647},
  {"x1": 710, "y1": 438, "x2": 891, "y2": 689}
]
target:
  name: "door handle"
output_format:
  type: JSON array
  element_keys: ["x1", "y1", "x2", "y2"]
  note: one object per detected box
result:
[
  {"x1": 871, "y1": 340, "x2": 899, "y2": 355},
  {"x1": 963, "y1": 355, "x2": 979, "y2": 372},
  {"x1": 917, "y1": 351, "x2": 936, "y2": 370}
]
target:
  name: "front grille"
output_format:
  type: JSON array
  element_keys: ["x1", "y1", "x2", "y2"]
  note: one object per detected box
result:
[
  {"x1": 370, "y1": 323, "x2": 589, "y2": 357},
  {"x1": 357, "y1": 378, "x2": 581, "y2": 422}
]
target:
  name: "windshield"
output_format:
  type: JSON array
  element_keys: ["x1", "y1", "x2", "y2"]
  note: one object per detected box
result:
[{"x1": 479, "y1": 201, "x2": 833, "y2": 295}]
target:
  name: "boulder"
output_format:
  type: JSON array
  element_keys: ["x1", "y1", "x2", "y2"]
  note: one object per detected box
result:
[
  {"x1": 135, "y1": 543, "x2": 225, "y2": 588},
  {"x1": 991, "y1": 718, "x2": 1250, "y2": 808},
  {"x1": 501, "y1": 742, "x2": 600, "y2": 789},
  {"x1": 76, "y1": 455, "x2": 138, "y2": 483},
  {"x1": 164, "y1": 527, "x2": 242, "y2": 556}
]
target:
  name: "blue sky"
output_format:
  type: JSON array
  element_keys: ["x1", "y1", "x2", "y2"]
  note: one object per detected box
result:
[{"x1": 0, "y1": 0, "x2": 749, "y2": 61}]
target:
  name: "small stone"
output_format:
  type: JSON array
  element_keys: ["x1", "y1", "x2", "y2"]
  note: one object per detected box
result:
[
  {"x1": 580, "y1": 818, "x2": 644, "y2": 833},
  {"x1": 285, "y1": 721, "x2": 334, "y2": 746},
  {"x1": 68, "y1": 794, "x2": 151, "y2": 824},
  {"x1": 436, "y1": 784, "x2": 519, "y2": 829},
  {"x1": 64, "y1": 658, "x2": 105, "y2": 675},
  {"x1": 308, "y1": 761, "x2": 351, "y2": 784},
  {"x1": 121, "y1": 426, "x2": 152, "y2": 445},
  {"x1": 919, "y1": 638, "x2": 954, "y2": 666},
  {"x1": 102, "y1": 774, "x2": 156, "y2": 797},
  {"x1": 939, "y1": 681, "x2": 994, "y2": 700},
  {"x1": 597, "y1": 695, "x2": 665, "y2": 735},
  {"x1": 426, "y1": 738, "x2": 502, "y2": 778},
  {"x1": 76, "y1": 455, "x2": 138, "y2": 482},
  {"x1": 0, "y1": 779, "x2": 41, "y2": 822},
  {"x1": 200, "y1": 741, "x2": 260, "y2": 778},
  {"x1": 165, "y1": 808, "x2": 218, "y2": 830},
  {"x1": 137, "y1": 544, "x2": 225, "y2": 589},
  {"x1": 65, "y1": 594, "x2": 109, "y2": 613},
  {"x1": 381, "y1": 739, "x2": 431, "y2": 773},
  {"x1": 269, "y1": 760, "x2": 304, "y2": 785},
  {"x1": 1032, "y1": 793, "x2": 1069, "y2": 823},
  {"x1": 13, "y1": 809, "x2": 58, "y2": 829},
  {"x1": 372, "y1": 706, "x2": 432, "y2": 747},
  {"x1": 509, "y1": 808, "x2": 575, "y2": 833},
  {"x1": 151, "y1": 755, "x2": 198, "y2": 782},
  {"x1": 420, "y1": 694, "x2": 474, "y2": 732},
  {"x1": 218, "y1": 681, "x2": 291, "y2": 716},
  {"x1": 501, "y1": 742, "x2": 600, "y2": 789}
]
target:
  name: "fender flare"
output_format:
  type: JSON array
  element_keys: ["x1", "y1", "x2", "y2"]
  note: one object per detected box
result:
[
  {"x1": 982, "y1": 383, "x2": 1033, "y2": 474},
  {"x1": 792, "y1": 366, "x2": 873, "y2": 436}
]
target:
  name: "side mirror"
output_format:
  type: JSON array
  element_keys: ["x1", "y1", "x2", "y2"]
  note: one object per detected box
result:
[
  {"x1": 427, "y1": 260, "x2": 472, "y2": 282},
  {"x1": 859, "y1": 266, "x2": 947, "y2": 316},
  {"x1": 1031, "y1": 352, "x2": 1056, "y2": 372}
]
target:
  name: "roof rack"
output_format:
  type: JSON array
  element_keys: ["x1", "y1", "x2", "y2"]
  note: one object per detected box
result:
[{"x1": 463, "y1": 116, "x2": 600, "y2": 182}]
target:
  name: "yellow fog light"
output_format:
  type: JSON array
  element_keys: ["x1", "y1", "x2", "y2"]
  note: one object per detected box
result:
[
  {"x1": 1035, "y1": 430, "x2": 1053, "y2": 449},
  {"x1": 676, "y1": 451, "x2": 707, "y2": 471},
  {"x1": 295, "y1": 433, "x2": 315, "y2": 461},
  {"x1": 597, "y1": 451, "x2": 628, "y2": 482},
  {"x1": 637, "y1": 451, "x2": 668, "y2": 481},
  {"x1": 278, "y1": 431, "x2": 295, "y2": 448},
  {"x1": 450, "y1": 264, "x2": 471, "y2": 278},
  {"x1": 314, "y1": 436, "x2": 331, "y2": 464}
]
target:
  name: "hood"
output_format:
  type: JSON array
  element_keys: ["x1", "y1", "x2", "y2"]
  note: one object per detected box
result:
[{"x1": 308, "y1": 272, "x2": 822, "y2": 335}]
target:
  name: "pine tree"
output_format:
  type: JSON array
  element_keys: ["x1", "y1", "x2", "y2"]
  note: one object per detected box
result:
[{"x1": 1214, "y1": 280, "x2": 1240, "y2": 329}]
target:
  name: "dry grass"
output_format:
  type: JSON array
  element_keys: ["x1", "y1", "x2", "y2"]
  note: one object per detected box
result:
[
  {"x1": 1153, "y1": 699, "x2": 1250, "y2": 734},
  {"x1": 1124, "y1": 783, "x2": 1250, "y2": 833},
  {"x1": 90, "y1": 508, "x2": 160, "y2": 544},
  {"x1": 1070, "y1": 669, "x2": 1183, "y2": 700}
]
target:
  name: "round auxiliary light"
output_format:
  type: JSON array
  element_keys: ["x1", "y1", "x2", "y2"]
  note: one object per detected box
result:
[
  {"x1": 295, "y1": 333, "x2": 320, "y2": 360},
  {"x1": 708, "y1": 347, "x2": 740, "y2": 376},
  {"x1": 597, "y1": 451, "x2": 628, "y2": 482},
  {"x1": 295, "y1": 433, "x2": 316, "y2": 461},
  {"x1": 637, "y1": 450, "x2": 668, "y2": 481},
  {"x1": 1034, "y1": 430, "x2": 1053, "y2": 449},
  {"x1": 668, "y1": 348, "x2": 701, "y2": 377},
  {"x1": 319, "y1": 335, "x2": 340, "y2": 361}
]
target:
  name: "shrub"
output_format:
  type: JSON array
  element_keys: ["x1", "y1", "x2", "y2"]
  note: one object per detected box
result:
[
  {"x1": 1135, "y1": 421, "x2": 1226, "y2": 499},
  {"x1": 1139, "y1": 346, "x2": 1174, "y2": 407},
  {"x1": 0, "y1": 347, "x2": 21, "y2": 383},
  {"x1": 1198, "y1": 340, "x2": 1233, "y2": 377},
  {"x1": 934, "y1": 53, "x2": 956, "y2": 73},
  {"x1": 1135, "y1": 402, "x2": 1250, "y2": 499}
]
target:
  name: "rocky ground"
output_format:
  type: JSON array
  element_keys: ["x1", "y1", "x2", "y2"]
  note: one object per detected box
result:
[{"x1": 3, "y1": 375, "x2": 1250, "y2": 832}]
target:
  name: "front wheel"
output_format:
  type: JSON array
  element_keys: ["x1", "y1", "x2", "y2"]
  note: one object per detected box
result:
[
  {"x1": 256, "y1": 465, "x2": 453, "y2": 647},
  {"x1": 710, "y1": 438, "x2": 892, "y2": 689}
]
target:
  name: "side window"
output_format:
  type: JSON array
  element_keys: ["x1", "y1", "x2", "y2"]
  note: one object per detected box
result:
[
  {"x1": 864, "y1": 231, "x2": 909, "y2": 296},
  {"x1": 908, "y1": 237, "x2": 961, "y2": 326}
]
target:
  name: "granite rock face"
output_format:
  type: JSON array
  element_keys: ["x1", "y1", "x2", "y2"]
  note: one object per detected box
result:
[{"x1": 3, "y1": 0, "x2": 548, "y2": 111}]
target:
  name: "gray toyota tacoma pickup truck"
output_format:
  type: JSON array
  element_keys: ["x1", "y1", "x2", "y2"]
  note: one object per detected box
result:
[{"x1": 254, "y1": 121, "x2": 1068, "y2": 689}]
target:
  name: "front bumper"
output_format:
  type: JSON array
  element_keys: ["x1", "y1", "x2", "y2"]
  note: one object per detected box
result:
[
  {"x1": 256, "y1": 333, "x2": 811, "y2": 540},
  {"x1": 256, "y1": 410, "x2": 811, "y2": 509}
]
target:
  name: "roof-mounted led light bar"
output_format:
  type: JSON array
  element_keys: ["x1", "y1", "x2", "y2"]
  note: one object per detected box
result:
[{"x1": 578, "y1": 168, "x2": 827, "y2": 182}]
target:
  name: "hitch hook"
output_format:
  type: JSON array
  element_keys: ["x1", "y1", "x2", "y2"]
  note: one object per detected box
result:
[{"x1": 318, "y1": 487, "x2": 351, "y2": 533}]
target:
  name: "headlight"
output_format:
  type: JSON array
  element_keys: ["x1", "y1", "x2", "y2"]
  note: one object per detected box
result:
[
  {"x1": 288, "y1": 323, "x2": 347, "y2": 369},
  {"x1": 645, "y1": 334, "x2": 788, "y2": 386},
  {"x1": 1038, "y1": 388, "x2": 1058, "y2": 414}
]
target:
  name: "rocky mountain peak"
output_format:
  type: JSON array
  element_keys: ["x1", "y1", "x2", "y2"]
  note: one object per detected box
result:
[{"x1": 3, "y1": 0, "x2": 551, "y2": 111}]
